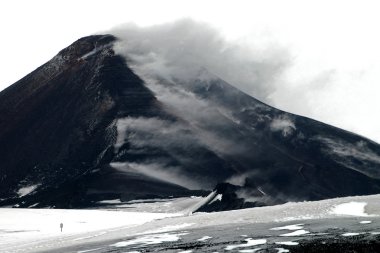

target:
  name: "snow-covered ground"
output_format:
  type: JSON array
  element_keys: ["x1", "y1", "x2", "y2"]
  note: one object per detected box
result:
[
  {"x1": 2, "y1": 193, "x2": 380, "y2": 252},
  {"x1": 94, "y1": 195, "x2": 205, "y2": 214},
  {"x1": 0, "y1": 209, "x2": 177, "y2": 252}
]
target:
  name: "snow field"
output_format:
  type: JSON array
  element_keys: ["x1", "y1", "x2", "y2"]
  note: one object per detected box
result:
[
  {"x1": 331, "y1": 202, "x2": 369, "y2": 216},
  {"x1": 2, "y1": 193, "x2": 380, "y2": 252},
  {"x1": 0, "y1": 208, "x2": 177, "y2": 250}
]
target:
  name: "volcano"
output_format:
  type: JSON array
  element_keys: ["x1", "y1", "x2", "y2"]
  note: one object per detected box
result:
[{"x1": 1, "y1": 34, "x2": 380, "y2": 209}]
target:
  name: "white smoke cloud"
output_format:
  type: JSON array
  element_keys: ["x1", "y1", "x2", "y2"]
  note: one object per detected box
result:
[
  {"x1": 314, "y1": 136, "x2": 380, "y2": 178},
  {"x1": 113, "y1": 115, "x2": 245, "y2": 190},
  {"x1": 109, "y1": 19, "x2": 380, "y2": 144},
  {"x1": 110, "y1": 162, "x2": 203, "y2": 190},
  {"x1": 225, "y1": 171, "x2": 258, "y2": 187},
  {"x1": 111, "y1": 19, "x2": 290, "y2": 101},
  {"x1": 270, "y1": 116, "x2": 296, "y2": 137}
]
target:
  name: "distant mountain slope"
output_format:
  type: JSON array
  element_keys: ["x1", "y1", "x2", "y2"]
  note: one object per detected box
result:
[{"x1": 0, "y1": 35, "x2": 380, "y2": 209}]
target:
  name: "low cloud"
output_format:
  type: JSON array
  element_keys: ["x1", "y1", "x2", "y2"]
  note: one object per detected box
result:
[
  {"x1": 106, "y1": 19, "x2": 380, "y2": 196},
  {"x1": 110, "y1": 162, "x2": 202, "y2": 190},
  {"x1": 270, "y1": 115, "x2": 296, "y2": 137},
  {"x1": 113, "y1": 116, "x2": 243, "y2": 189},
  {"x1": 108, "y1": 19, "x2": 380, "y2": 144},
  {"x1": 314, "y1": 136, "x2": 380, "y2": 178},
  {"x1": 115, "y1": 115, "x2": 242, "y2": 158},
  {"x1": 111, "y1": 19, "x2": 290, "y2": 101},
  {"x1": 226, "y1": 171, "x2": 257, "y2": 187}
]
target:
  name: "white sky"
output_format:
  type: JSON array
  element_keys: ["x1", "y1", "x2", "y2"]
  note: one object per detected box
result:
[{"x1": 1, "y1": 0, "x2": 380, "y2": 143}]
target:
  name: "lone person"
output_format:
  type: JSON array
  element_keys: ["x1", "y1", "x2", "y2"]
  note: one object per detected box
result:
[{"x1": 60, "y1": 223, "x2": 63, "y2": 232}]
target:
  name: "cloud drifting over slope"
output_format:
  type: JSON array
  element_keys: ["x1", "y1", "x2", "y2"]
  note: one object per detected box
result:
[
  {"x1": 112, "y1": 19, "x2": 290, "y2": 100},
  {"x1": 110, "y1": 19, "x2": 380, "y2": 143}
]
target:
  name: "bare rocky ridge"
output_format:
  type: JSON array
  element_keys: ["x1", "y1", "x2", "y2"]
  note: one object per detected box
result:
[{"x1": 1, "y1": 35, "x2": 380, "y2": 209}]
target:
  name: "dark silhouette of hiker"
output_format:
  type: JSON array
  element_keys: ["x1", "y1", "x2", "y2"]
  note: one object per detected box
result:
[{"x1": 60, "y1": 223, "x2": 63, "y2": 232}]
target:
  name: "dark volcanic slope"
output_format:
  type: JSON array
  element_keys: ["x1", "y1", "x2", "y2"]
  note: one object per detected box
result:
[
  {"x1": 1, "y1": 35, "x2": 380, "y2": 209},
  {"x1": 0, "y1": 35, "x2": 195, "y2": 207}
]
